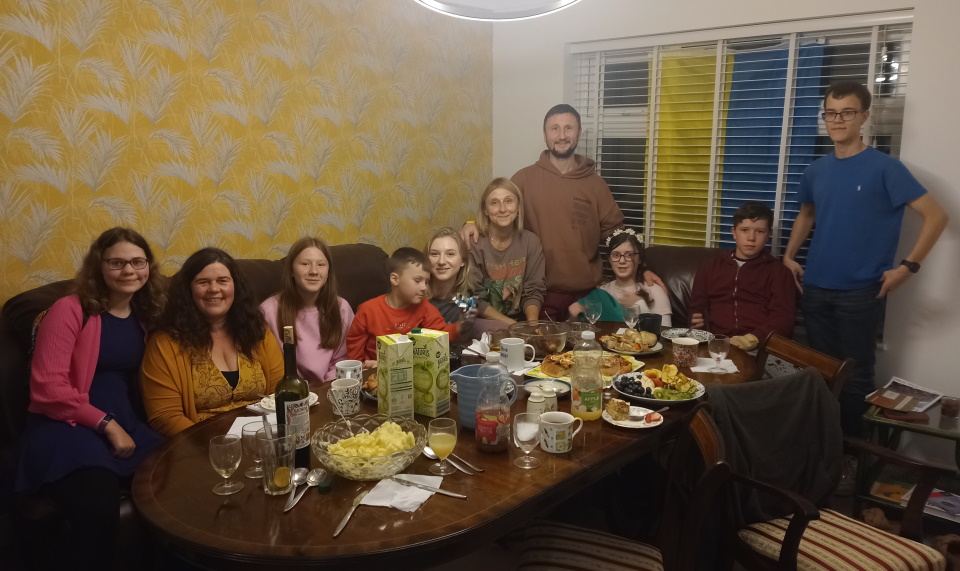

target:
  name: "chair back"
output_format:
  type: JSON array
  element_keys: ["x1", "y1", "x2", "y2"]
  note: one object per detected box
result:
[{"x1": 754, "y1": 331, "x2": 854, "y2": 399}]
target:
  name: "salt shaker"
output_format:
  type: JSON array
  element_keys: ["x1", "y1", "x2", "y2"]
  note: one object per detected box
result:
[
  {"x1": 526, "y1": 389, "x2": 546, "y2": 416},
  {"x1": 541, "y1": 387, "x2": 558, "y2": 412}
]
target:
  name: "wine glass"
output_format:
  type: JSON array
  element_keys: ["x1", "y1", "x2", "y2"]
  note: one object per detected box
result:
[
  {"x1": 622, "y1": 305, "x2": 639, "y2": 330},
  {"x1": 513, "y1": 412, "x2": 542, "y2": 469},
  {"x1": 241, "y1": 423, "x2": 264, "y2": 479},
  {"x1": 708, "y1": 335, "x2": 730, "y2": 373},
  {"x1": 427, "y1": 418, "x2": 458, "y2": 476},
  {"x1": 209, "y1": 435, "x2": 244, "y2": 495},
  {"x1": 584, "y1": 299, "x2": 602, "y2": 325}
]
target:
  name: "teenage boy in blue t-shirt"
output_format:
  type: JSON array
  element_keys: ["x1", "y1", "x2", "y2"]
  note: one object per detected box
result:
[{"x1": 783, "y1": 81, "x2": 948, "y2": 436}]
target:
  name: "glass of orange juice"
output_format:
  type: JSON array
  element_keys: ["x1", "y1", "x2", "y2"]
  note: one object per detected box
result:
[{"x1": 427, "y1": 418, "x2": 458, "y2": 476}]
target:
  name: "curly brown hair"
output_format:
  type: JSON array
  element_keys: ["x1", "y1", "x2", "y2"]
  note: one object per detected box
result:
[
  {"x1": 74, "y1": 227, "x2": 165, "y2": 329},
  {"x1": 159, "y1": 248, "x2": 265, "y2": 359},
  {"x1": 275, "y1": 237, "x2": 343, "y2": 350}
]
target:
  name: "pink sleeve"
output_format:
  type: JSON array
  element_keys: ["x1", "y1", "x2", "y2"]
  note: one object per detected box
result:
[
  {"x1": 28, "y1": 297, "x2": 105, "y2": 428},
  {"x1": 324, "y1": 299, "x2": 355, "y2": 381}
]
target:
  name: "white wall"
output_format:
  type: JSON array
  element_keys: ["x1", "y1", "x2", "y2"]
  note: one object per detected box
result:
[{"x1": 492, "y1": 0, "x2": 960, "y2": 464}]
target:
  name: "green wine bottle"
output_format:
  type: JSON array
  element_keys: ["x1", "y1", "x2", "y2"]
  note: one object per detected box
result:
[{"x1": 276, "y1": 326, "x2": 310, "y2": 468}]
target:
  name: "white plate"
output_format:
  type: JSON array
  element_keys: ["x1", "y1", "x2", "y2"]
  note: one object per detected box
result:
[
  {"x1": 259, "y1": 392, "x2": 320, "y2": 411},
  {"x1": 605, "y1": 341, "x2": 664, "y2": 357},
  {"x1": 612, "y1": 373, "x2": 705, "y2": 406},
  {"x1": 602, "y1": 406, "x2": 663, "y2": 429},
  {"x1": 661, "y1": 328, "x2": 715, "y2": 343},
  {"x1": 522, "y1": 378, "x2": 571, "y2": 397}
]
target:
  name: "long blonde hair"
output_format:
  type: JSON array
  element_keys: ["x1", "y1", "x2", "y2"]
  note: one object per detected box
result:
[
  {"x1": 424, "y1": 227, "x2": 477, "y2": 299},
  {"x1": 476, "y1": 177, "x2": 524, "y2": 236}
]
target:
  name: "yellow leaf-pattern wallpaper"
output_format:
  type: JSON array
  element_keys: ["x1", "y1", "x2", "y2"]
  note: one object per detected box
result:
[{"x1": 0, "y1": 0, "x2": 492, "y2": 303}]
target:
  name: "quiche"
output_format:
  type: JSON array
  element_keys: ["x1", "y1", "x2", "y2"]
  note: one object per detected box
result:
[{"x1": 540, "y1": 351, "x2": 633, "y2": 377}]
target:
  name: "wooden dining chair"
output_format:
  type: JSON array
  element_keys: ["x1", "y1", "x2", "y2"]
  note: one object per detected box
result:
[
  {"x1": 753, "y1": 331, "x2": 855, "y2": 399},
  {"x1": 518, "y1": 403, "x2": 731, "y2": 571}
]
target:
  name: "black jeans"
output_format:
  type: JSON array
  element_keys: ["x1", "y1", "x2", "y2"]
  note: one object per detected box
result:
[{"x1": 801, "y1": 283, "x2": 885, "y2": 437}]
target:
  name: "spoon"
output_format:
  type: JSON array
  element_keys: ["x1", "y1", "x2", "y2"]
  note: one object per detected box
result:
[
  {"x1": 332, "y1": 396, "x2": 368, "y2": 435},
  {"x1": 285, "y1": 468, "x2": 326, "y2": 512},
  {"x1": 423, "y1": 446, "x2": 473, "y2": 475},
  {"x1": 283, "y1": 468, "x2": 309, "y2": 510}
]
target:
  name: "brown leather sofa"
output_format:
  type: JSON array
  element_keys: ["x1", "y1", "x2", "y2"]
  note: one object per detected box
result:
[{"x1": 0, "y1": 243, "x2": 390, "y2": 570}]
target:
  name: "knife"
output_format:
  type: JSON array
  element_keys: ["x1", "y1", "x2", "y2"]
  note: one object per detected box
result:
[
  {"x1": 446, "y1": 456, "x2": 474, "y2": 476},
  {"x1": 449, "y1": 453, "x2": 484, "y2": 473},
  {"x1": 388, "y1": 476, "x2": 466, "y2": 499},
  {"x1": 333, "y1": 491, "x2": 368, "y2": 537}
]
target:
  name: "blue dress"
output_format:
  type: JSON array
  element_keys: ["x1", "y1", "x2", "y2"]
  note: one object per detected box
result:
[{"x1": 14, "y1": 312, "x2": 164, "y2": 493}]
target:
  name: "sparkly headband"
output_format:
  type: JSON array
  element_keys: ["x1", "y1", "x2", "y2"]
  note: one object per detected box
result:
[{"x1": 605, "y1": 228, "x2": 642, "y2": 248}]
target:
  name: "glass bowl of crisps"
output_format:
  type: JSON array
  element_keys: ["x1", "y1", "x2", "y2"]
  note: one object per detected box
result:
[{"x1": 311, "y1": 414, "x2": 427, "y2": 481}]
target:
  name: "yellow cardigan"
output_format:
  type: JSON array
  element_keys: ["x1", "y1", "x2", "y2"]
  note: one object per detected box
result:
[{"x1": 141, "y1": 330, "x2": 284, "y2": 437}]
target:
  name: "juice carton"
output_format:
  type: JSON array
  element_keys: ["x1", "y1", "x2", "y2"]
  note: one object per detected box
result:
[
  {"x1": 376, "y1": 334, "x2": 414, "y2": 418},
  {"x1": 410, "y1": 328, "x2": 451, "y2": 417}
]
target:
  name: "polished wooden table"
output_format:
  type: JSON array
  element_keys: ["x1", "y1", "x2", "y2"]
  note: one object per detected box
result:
[{"x1": 132, "y1": 323, "x2": 754, "y2": 569}]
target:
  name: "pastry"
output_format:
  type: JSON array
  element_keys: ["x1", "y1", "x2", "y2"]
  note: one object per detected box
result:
[{"x1": 606, "y1": 398, "x2": 630, "y2": 421}]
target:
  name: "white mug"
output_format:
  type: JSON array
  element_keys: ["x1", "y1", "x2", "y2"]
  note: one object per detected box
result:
[
  {"x1": 539, "y1": 411, "x2": 583, "y2": 453},
  {"x1": 335, "y1": 360, "x2": 363, "y2": 380},
  {"x1": 328, "y1": 378, "x2": 361, "y2": 416},
  {"x1": 501, "y1": 337, "x2": 536, "y2": 371}
]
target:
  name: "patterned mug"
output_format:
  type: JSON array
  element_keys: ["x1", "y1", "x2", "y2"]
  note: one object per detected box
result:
[{"x1": 328, "y1": 378, "x2": 361, "y2": 416}]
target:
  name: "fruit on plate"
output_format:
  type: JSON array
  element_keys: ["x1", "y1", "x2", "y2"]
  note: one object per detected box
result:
[{"x1": 645, "y1": 411, "x2": 662, "y2": 423}]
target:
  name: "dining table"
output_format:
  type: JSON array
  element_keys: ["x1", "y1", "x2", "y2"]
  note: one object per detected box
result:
[{"x1": 132, "y1": 322, "x2": 756, "y2": 569}]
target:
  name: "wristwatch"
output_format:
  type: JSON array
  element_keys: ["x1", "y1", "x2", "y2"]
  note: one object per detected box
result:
[
  {"x1": 900, "y1": 259, "x2": 921, "y2": 273},
  {"x1": 97, "y1": 413, "x2": 115, "y2": 434}
]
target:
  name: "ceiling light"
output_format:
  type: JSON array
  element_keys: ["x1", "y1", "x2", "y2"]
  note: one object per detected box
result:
[{"x1": 414, "y1": 0, "x2": 584, "y2": 21}]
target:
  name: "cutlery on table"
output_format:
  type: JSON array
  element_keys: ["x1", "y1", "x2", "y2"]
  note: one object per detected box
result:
[
  {"x1": 449, "y1": 452, "x2": 483, "y2": 473},
  {"x1": 283, "y1": 468, "x2": 309, "y2": 511},
  {"x1": 423, "y1": 446, "x2": 473, "y2": 475},
  {"x1": 387, "y1": 476, "x2": 467, "y2": 499},
  {"x1": 333, "y1": 491, "x2": 368, "y2": 537},
  {"x1": 284, "y1": 468, "x2": 326, "y2": 513}
]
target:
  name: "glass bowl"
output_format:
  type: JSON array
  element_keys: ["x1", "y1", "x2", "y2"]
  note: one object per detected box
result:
[
  {"x1": 566, "y1": 321, "x2": 599, "y2": 343},
  {"x1": 507, "y1": 321, "x2": 570, "y2": 359},
  {"x1": 311, "y1": 414, "x2": 427, "y2": 481}
]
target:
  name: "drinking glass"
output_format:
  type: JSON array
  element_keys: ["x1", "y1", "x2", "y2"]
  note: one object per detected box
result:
[
  {"x1": 513, "y1": 412, "x2": 542, "y2": 469},
  {"x1": 708, "y1": 335, "x2": 730, "y2": 373},
  {"x1": 622, "y1": 305, "x2": 639, "y2": 330},
  {"x1": 241, "y1": 423, "x2": 264, "y2": 479},
  {"x1": 427, "y1": 418, "x2": 458, "y2": 476},
  {"x1": 584, "y1": 299, "x2": 602, "y2": 325},
  {"x1": 209, "y1": 435, "x2": 243, "y2": 495}
]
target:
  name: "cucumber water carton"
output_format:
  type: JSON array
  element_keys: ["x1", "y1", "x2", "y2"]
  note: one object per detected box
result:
[
  {"x1": 376, "y1": 334, "x2": 414, "y2": 418},
  {"x1": 410, "y1": 328, "x2": 450, "y2": 417}
]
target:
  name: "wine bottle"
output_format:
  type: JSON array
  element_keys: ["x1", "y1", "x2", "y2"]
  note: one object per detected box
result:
[{"x1": 276, "y1": 326, "x2": 311, "y2": 468}]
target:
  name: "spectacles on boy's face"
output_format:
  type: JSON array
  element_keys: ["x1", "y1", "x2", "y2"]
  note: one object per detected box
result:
[
  {"x1": 609, "y1": 252, "x2": 638, "y2": 262},
  {"x1": 821, "y1": 110, "x2": 861, "y2": 122},
  {"x1": 103, "y1": 257, "x2": 148, "y2": 270}
]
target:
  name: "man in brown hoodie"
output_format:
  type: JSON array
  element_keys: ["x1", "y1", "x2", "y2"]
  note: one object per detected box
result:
[{"x1": 465, "y1": 104, "x2": 660, "y2": 320}]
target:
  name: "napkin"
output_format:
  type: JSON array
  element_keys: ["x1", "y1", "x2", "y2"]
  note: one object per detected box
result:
[
  {"x1": 691, "y1": 357, "x2": 739, "y2": 374},
  {"x1": 463, "y1": 333, "x2": 490, "y2": 356},
  {"x1": 227, "y1": 414, "x2": 276, "y2": 437},
  {"x1": 360, "y1": 474, "x2": 443, "y2": 512}
]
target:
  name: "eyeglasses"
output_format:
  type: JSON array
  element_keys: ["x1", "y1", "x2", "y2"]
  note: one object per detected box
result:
[
  {"x1": 104, "y1": 258, "x2": 148, "y2": 270},
  {"x1": 609, "y1": 252, "x2": 638, "y2": 262},
  {"x1": 821, "y1": 110, "x2": 860, "y2": 122}
]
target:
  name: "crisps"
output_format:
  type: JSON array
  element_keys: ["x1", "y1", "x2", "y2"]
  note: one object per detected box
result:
[{"x1": 328, "y1": 421, "x2": 415, "y2": 457}]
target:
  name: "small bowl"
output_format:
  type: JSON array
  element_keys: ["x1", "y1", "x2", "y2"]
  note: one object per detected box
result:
[
  {"x1": 311, "y1": 414, "x2": 427, "y2": 481},
  {"x1": 507, "y1": 321, "x2": 570, "y2": 359}
]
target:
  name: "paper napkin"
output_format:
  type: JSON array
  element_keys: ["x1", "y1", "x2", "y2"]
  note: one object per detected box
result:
[
  {"x1": 361, "y1": 474, "x2": 443, "y2": 512},
  {"x1": 227, "y1": 414, "x2": 276, "y2": 437},
  {"x1": 690, "y1": 357, "x2": 739, "y2": 374}
]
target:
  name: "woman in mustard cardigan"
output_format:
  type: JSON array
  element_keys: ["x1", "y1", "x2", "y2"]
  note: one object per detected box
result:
[{"x1": 141, "y1": 248, "x2": 283, "y2": 437}]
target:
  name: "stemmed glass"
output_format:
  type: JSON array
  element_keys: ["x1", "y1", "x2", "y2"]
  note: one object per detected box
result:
[
  {"x1": 622, "y1": 305, "x2": 640, "y2": 330},
  {"x1": 584, "y1": 299, "x2": 602, "y2": 325},
  {"x1": 241, "y1": 423, "x2": 264, "y2": 479},
  {"x1": 513, "y1": 412, "x2": 542, "y2": 469},
  {"x1": 209, "y1": 435, "x2": 243, "y2": 495},
  {"x1": 427, "y1": 418, "x2": 458, "y2": 476},
  {"x1": 708, "y1": 334, "x2": 730, "y2": 373}
]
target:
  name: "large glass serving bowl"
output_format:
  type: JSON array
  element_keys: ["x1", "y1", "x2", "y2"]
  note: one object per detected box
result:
[
  {"x1": 311, "y1": 414, "x2": 427, "y2": 481},
  {"x1": 507, "y1": 321, "x2": 570, "y2": 359},
  {"x1": 565, "y1": 321, "x2": 599, "y2": 344}
]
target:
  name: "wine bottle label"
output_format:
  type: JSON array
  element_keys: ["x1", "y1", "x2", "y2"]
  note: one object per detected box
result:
[{"x1": 283, "y1": 397, "x2": 310, "y2": 449}]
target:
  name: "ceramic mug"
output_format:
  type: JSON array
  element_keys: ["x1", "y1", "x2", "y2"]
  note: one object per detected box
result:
[
  {"x1": 539, "y1": 411, "x2": 583, "y2": 453},
  {"x1": 335, "y1": 360, "x2": 363, "y2": 380},
  {"x1": 672, "y1": 337, "x2": 700, "y2": 368},
  {"x1": 501, "y1": 337, "x2": 536, "y2": 372},
  {"x1": 328, "y1": 378, "x2": 361, "y2": 416}
]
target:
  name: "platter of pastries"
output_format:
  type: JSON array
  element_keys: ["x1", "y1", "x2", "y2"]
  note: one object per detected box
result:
[
  {"x1": 526, "y1": 351, "x2": 642, "y2": 381},
  {"x1": 600, "y1": 328, "x2": 663, "y2": 356}
]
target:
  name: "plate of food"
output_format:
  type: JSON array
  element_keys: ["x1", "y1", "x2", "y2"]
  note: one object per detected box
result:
[
  {"x1": 602, "y1": 399, "x2": 663, "y2": 428},
  {"x1": 522, "y1": 378, "x2": 571, "y2": 397},
  {"x1": 612, "y1": 365, "x2": 705, "y2": 406},
  {"x1": 660, "y1": 328, "x2": 715, "y2": 343},
  {"x1": 259, "y1": 392, "x2": 320, "y2": 411},
  {"x1": 527, "y1": 351, "x2": 642, "y2": 381},
  {"x1": 361, "y1": 372, "x2": 378, "y2": 401},
  {"x1": 600, "y1": 329, "x2": 661, "y2": 356}
]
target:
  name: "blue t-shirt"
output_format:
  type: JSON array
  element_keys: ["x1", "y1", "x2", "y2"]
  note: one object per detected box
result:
[{"x1": 797, "y1": 146, "x2": 926, "y2": 290}]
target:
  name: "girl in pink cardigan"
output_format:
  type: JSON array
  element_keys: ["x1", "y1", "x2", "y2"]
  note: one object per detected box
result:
[{"x1": 11, "y1": 228, "x2": 165, "y2": 570}]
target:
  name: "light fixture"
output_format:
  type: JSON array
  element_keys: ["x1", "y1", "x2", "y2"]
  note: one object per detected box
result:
[{"x1": 414, "y1": 0, "x2": 584, "y2": 21}]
